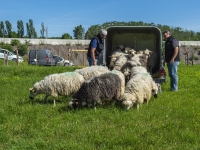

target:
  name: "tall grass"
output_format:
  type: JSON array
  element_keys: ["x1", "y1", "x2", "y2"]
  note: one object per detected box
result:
[{"x1": 0, "y1": 60, "x2": 200, "y2": 149}]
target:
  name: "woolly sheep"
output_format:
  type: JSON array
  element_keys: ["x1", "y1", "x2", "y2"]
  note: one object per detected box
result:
[
  {"x1": 29, "y1": 72, "x2": 85, "y2": 107},
  {"x1": 75, "y1": 66, "x2": 109, "y2": 80},
  {"x1": 113, "y1": 55, "x2": 128, "y2": 71},
  {"x1": 69, "y1": 72, "x2": 123, "y2": 110},
  {"x1": 147, "y1": 51, "x2": 158, "y2": 74},
  {"x1": 121, "y1": 72, "x2": 158, "y2": 110},
  {"x1": 130, "y1": 66, "x2": 148, "y2": 78}
]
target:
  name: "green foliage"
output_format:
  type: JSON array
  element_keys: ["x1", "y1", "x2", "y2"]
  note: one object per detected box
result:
[
  {"x1": 194, "y1": 46, "x2": 199, "y2": 51},
  {"x1": 17, "y1": 44, "x2": 28, "y2": 56},
  {"x1": 24, "y1": 39, "x2": 32, "y2": 46},
  {"x1": 73, "y1": 25, "x2": 85, "y2": 39},
  {"x1": 61, "y1": 33, "x2": 72, "y2": 39},
  {"x1": 26, "y1": 19, "x2": 37, "y2": 38},
  {"x1": 0, "y1": 43, "x2": 13, "y2": 51},
  {"x1": 0, "y1": 63, "x2": 200, "y2": 149},
  {"x1": 40, "y1": 22, "x2": 45, "y2": 38},
  {"x1": 10, "y1": 39, "x2": 21, "y2": 46},
  {"x1": 17, "y1": 20, "x2": 24, "y2": 38},
  {"x1": 5, "y1": 20, "x2": 12, "y2": 38}
]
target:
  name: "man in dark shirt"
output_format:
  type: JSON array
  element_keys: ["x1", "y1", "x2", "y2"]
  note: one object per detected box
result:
[
  {"x1": 87, "y1": 29, "x2": 107, "y2": 66},
  {"x1": 163, "y1": 30, "x2": 180, "y2": 91}
]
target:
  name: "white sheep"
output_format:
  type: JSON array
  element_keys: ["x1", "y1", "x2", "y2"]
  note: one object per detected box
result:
[
  {"x1": 130, "y1": 66, "x2": 148, "y2": 78},
  {"x1": 113, "y1": 55, "x2": 128, "y2": 71},
  {"x1": 29, "y1": 72, "x2": 85, "y2": 107},
  {"x1": 75, "y1": 66, "x2": 110, "y2": 80},
  {"x1": 121, "y1": 72, "x2": 158, "y2": 110}
]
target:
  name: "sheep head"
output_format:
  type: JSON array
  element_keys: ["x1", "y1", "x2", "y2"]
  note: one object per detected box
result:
[{"x1": 29, "y1": 87, "x2": 37, "y2": 99}]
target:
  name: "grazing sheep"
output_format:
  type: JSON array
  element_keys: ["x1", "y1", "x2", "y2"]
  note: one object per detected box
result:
[
  {"x1": 122, "y1": 72, "x2": 158, "y2": 110},
  {"x1": 111, "y1": 70, "x2": 125, "y2": 98},
  {"x1": 75, "y1": 66, "x2": 109, "y2": 80},
  {"x1": 69, "y1": 72, "x2": 122, "y2": 110},
  {"x1": 29, "y1": 72, "x2": 85, "y2": 107}
]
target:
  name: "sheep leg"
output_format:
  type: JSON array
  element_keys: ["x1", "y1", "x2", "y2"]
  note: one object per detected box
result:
[
  {"x1": 53, "y1": 97, "x2": 56, "y2": 107},
  {"x1": 43, "y1": 95, "x2": 48, "y2": 104},
  {"x1": 137, "y1": 104, "x2": 140, "y2": 111}
]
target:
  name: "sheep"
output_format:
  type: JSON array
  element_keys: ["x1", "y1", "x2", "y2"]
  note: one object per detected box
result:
[
  {"x1": 29, "y1": 72, "x2": 85, "y2": 107},
  {"x1": 109, "y1": 46, "x2": 127, "y2": 69},
  {"x1": 147, "y1": 51, "x2": 158, "y2": 74},
  {"x1": 121, "y1": 72, "x2": 158, "y2": 111},
  {"x1": 130, "y1": 66, "x2": 148, "y2": 78},
  {"x1": 111, "y1": 70, "x2": 125, "y2": 98},
  {"x1": 112, "y1": 55, "x2": 128, "y2": 71},
  {"x1": 69, "y1": 72, "x2": 123, "y2": 110},
  {"x1": 75, "y1": 66, "x2": 110, "y2": 80}
]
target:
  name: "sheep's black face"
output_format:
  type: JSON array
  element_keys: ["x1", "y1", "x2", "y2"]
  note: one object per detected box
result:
[
  {"x1": 29, "y1": 88, "x2": 37, "y2": 99},
  {"x1": 152, "y1": 89, "x2": 158, "y2": 98}
]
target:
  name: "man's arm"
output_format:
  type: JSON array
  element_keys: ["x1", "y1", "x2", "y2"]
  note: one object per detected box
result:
[
  {"x1": 90, "y1": 47, "x2": 97, "y2": 65},
  {"x1": 170, "y1": 46, "x2": 178, "y2": 64}
]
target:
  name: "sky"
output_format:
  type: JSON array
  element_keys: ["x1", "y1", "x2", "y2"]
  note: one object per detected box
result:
[{"x1": 1, "y1": 0, "x2": 200, "y2": 38}]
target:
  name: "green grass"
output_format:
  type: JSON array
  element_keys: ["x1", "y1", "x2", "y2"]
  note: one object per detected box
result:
[{"x1": 0, "y1": 60, "x2": 200, "y2": 149}]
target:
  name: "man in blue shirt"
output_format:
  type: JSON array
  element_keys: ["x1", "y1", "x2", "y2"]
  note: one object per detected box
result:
[{"x1": 87, "y1": 29, "x2": 107, "y2": 66}]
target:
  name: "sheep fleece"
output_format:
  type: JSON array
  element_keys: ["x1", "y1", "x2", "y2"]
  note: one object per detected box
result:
[
  {"x1": 72, "y1": 73, "x2": 122, "y2": 106},
  {"x1": 32, "y1": 72, "x2": 85, "y2": 97}
]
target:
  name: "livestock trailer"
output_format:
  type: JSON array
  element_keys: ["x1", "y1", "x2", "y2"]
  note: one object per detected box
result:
[{"x1": 101, "y1": 26, "x2": 166, "y2": 84}]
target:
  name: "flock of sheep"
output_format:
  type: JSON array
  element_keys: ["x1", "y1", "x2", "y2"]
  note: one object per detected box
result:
[{"x1": 29, "y1": 45, "x2": 159, "y2": 111}]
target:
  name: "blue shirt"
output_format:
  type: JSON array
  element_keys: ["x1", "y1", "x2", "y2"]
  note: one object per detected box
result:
[{"x1": 91, "y1": 38, "x2": 97, "y2": 48}]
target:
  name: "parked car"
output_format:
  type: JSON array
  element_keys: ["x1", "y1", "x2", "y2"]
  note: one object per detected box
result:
[
  {"x1": 53, "y1": 55, "x2": 74, "y2": 66},
  {"x1": 28, "y1": 49, "x2": 55, "y2": 66},
  {"x1": 0, "y1": 49, "x2": 23, "y2": 62}
]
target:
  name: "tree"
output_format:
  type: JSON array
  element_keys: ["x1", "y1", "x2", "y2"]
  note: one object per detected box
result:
[
  {"x1": 0, "y1": 21, "x2": 5, "y2": 37},
  {"x1": 73, "y1": 25, "x2": 85, "y2": 39},
  {"x1": 40, "y1": 22, "x2": 45, "y2": 38},
  {"x1": 17, "y1": 20, "x2": 24, "y2": 38},
  {"x1": 61, "y1": 33, "x2": 72, "y2": 39},
  {"x1": 5, "y1": 20, "x2": 12, "y2": 38},
  {"x1": 26, "y1": 19, "x2": 37, "y2": 38},
  {"x1": 84, "y1": 24, "x2": 101, "y2": 39}
]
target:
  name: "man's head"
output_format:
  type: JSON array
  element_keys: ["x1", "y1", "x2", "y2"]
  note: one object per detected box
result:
[
  {"x1": 99, "y1": 29, "x2": 107, "y2": 39},
  {"x1": 162, "y1": 30, "x2": 171, "y2": 40}
]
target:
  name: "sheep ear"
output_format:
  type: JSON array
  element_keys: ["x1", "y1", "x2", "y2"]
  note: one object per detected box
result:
[
  {"x1": 76, "y1": 102, "x2": 79, "y2": 104},
  {"x1": 29, "y1": 88, "x2": 33, "y2": 91}
]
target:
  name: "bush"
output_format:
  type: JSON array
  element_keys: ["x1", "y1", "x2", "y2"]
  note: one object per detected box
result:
[
  {"x1": 17, "y1": 44, "x2": 28, "y2": 56},
  {"x1": 0, "y1": 44, "x2": 13, "y2": 51},
  {"x1": 10, "y1": 39, "x2": 21, "y2": 46}
]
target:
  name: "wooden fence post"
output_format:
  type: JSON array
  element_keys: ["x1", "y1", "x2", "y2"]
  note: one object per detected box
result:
[
  {"x1": 4, "y1": 51, "x2": 8, "y2": 66},
  {"x1": 16, "y1": 49, "x2": 19, "y2": 66}
]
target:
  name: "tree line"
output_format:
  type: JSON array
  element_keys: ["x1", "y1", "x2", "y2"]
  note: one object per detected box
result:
[{"x1": 1, "y1": 20, "x2": 200, "y2": 40}]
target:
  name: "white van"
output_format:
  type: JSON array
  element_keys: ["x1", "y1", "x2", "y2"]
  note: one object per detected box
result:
[{"x1": 0, "y1": 49, "x2": 23, "y2": 62}]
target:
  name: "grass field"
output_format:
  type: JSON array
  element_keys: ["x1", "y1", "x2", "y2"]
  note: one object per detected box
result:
[{"x1": 0, "y1": 60, "x2": 200, "y2": 149}]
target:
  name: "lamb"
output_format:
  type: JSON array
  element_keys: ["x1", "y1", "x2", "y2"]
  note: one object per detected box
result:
[
  {"x1": 29, "y1": 72, "x2": 85, "y2": 107},
  {"x1": 75, "y1": 66, "x2": 109, "y2": 80},
  {"x1": 69, "y1": 71, "x2": 123, "y2": 110},
  {"x1": 122, "y1": 71, "x2": 158, "y2": 110}
]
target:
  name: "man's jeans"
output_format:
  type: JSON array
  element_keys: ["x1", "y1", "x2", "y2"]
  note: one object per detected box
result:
[
  {"x1": 167, "y1": 61, "x2": 179, "y2": 91},
  {"x1": 87, "y1": 56, "x2": 98, "y2": 66}
]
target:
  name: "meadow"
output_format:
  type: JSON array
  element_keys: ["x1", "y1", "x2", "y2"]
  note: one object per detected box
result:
[{"x1": 0, "y1": 60, "x2": 200, "y2": 150}]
